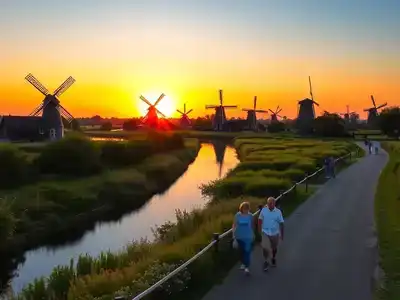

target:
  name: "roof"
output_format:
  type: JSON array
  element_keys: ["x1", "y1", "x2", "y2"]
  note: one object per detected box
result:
[
  {"x1": 299, "y1": 98, "x2": 314, "y2": 103},
  {"x1": 0, "y1": 115, "x2": 43, "y2": 129}
]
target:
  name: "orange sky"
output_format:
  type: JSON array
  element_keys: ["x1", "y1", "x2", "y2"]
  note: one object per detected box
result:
[{"x1": 1, "y1": 1, "x2": 399, "y2": 119}]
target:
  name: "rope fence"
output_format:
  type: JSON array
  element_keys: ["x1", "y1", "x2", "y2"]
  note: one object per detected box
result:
[{"x1": 118, "y1": 150, "x2": 357, "y2": 300}]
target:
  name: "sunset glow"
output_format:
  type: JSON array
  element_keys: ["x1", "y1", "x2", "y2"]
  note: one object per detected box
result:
[{"x1": 1, "y1": 1, "x2": 399, "y2": 119}]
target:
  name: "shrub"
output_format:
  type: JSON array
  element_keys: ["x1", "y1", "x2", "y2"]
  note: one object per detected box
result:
[
  {"x1": 100, "y1": 140, "x2": 153, "y2": 167},
  {"x1": 0, "y1": 144, "x2": 30, "y2": 188},
  {"x1": 35, "y1": 134, "x2": 102, "y2": 176},
  {"x1": 244, "y1": 177, "x2": 291, "y2": 197},
  {"x1": 0, "y1": 201, "x2": 17, "y2": 242}
]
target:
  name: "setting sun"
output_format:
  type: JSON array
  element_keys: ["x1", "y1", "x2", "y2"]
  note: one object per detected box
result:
[{"x1": 137, "y1": 92, "x2": 177, "y2": 118}]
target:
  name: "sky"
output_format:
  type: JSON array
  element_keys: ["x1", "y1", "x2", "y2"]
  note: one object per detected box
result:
[{"x1": 1, "y1": 0, "x2": 399, "y2": 119}]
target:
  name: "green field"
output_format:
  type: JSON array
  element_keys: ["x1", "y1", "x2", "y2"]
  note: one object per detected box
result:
[
  {"x1": 10, "y1": 136, "x2": 361, "y2": 300},
  {"x1": 375, "y1": 142, "x2": 400, "y2": 300}
]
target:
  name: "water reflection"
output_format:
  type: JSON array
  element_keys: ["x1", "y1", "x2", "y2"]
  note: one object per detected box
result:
[{"x1": 9, "y1": 143, "x2": 239, "y2": 293}]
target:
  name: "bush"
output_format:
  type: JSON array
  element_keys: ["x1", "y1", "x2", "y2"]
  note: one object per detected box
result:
[
  {"x1": 0, "y1": 144, "x2": 30, "y2": 188},
  {"x1": 100, "y1": 140, "x2": 153, "y2": 167},
  {"x1": 35, "y1": 134, "x2": 102, "y2": 176},
  {"x1": 244, "y1": 177, "x2": 291, "y2": 197}
]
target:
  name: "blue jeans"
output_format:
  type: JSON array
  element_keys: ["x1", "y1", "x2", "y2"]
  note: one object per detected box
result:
[{"x1": 237, "y1": 239, "x2": 252, "y2": 267}]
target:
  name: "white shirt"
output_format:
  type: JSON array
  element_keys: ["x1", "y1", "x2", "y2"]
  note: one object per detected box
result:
[{"x1": 259, "y1": 207, "x2": 284, "y2": 236}]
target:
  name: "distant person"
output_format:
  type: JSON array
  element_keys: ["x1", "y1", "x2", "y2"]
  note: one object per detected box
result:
[
  {"x1": 233, "y1": 201, "x2": 254, "y2": 275},
  {"x1": 374, "y1": 141, "x2": 379, "y2": 155},
  {"x1": 258, "y1": 197, "x2": 284, "y2": 271},
  {"x1": 368, "y1": 140, "x2": 372, "y2": 154}
]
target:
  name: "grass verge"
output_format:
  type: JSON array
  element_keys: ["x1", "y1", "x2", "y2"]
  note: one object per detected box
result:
[{"x1": 374, "y1": 142, "x2": 400, "y2": 300}]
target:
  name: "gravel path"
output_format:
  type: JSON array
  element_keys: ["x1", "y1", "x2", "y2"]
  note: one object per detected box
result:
[{"x1": 203, "y1": 143, "x2": 388, "y2": 300}]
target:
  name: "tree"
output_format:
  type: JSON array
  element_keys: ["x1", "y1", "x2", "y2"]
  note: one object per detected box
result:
[
  {"x1": 267, "y1": 121, "x2": 285, "y2": 133},
  {"x1": 379, "y1": 107, "x2": 400, "y2": 138},
  {"x1": 314, "y1": 113, "x2": 347, "y2": 137},
  {"x1": 123, "y1": 118, "x2": 140, "y2": 131},
  {"x1": 100, "y1": 121, "x2": 112, "y2": 131}
]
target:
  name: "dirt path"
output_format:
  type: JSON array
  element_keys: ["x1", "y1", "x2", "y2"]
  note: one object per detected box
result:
[{"x1": 203, "y1": 143, "x2": 388, "y2": 300}]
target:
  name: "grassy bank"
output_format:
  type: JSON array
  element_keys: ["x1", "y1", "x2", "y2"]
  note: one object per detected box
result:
[
  {"x1": 10, "y1": 137, "x2": 359, "y2": 300},
  {"x1": 375, "y1": 142, "x2": 400, "y2": 299}
]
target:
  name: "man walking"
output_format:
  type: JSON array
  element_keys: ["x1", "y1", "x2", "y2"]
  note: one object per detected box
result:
[{"x1": 258, "y1": 197, "x2": 284, "y2": 271}]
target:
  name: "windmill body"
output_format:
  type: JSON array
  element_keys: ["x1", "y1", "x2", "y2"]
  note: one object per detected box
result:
[
  {"x1": 364, "y1": 95, "x2": 387, "y2": 127},
  {"x1": 205, "y1": 89, "x2": 237, "y2": 131},
  {"x1": 177, "y1": 103, "x2": 193, "y2": 128},
  {"x1": 26, "y1": 73, "x2": 76, "y2": 141},
  {"x1": 242, "y1": 96, "x2": 267, "y2": 131},
  {"x1": 296, "y1": 76, "x2": 319, "y2": 133},
  {"x1": 139, "y1": 94, "x2": 169, "y2": 129},
  {"x1": 269, "y1": 106, "x2": 283, "y2": 123}
]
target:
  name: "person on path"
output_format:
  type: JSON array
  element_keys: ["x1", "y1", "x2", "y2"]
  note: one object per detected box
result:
[
  {"x1": 232, "y1": 201, "x2": 254, "y2": 275},
  {"x1": 374, "y1": 141, "x2": 379, "y2": 155},
  {"x1": 258, "y1": 197, "x2": 284, "y2": 271},
  {"x1": 368, "y1": 140, "x2": 372, "y2": 154}
]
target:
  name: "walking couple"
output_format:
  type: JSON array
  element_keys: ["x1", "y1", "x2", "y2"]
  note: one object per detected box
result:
[{"x1": 232, "y1": 197, "x2": 285, "y2": 275}]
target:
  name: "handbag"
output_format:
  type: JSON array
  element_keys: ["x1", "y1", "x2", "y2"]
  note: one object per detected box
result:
[{"x1": 232, "y1": 239, "x2": 238, "y2": 249}]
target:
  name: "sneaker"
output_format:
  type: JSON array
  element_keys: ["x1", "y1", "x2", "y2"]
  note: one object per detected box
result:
[
  {"x1": 271, "y1": 258, "x2": 277, "y2": 267},
  {"x1": 263, "y1": 261, "x2": 269, "y2": 272},
  {"x1": 239, "y1": 264, "x2": 245, "y2": 270},
  {"x1": 244, "y1": 268, "x2": 250, "y2": 275}
]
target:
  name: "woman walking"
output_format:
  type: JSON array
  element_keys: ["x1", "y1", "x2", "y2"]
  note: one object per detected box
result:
[{"x1": 233, "y1": 201, "x2": 254, "y2": 275}]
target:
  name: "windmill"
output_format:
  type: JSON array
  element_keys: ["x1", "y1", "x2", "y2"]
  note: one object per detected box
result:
[
  {"x1": 297, "y1": 76, "x2": 319, "y2": 133},
  {"x1": 364, "y1": 95, "x2": 387, "y2": 127},
  {"x1": 177, "y1": 103, "x2": 193, "y2": 128},
  {"x1": 26, "y1": 73, "x2": 76, "y2": 140},
  {"x1": 205, "y1": 89, "x2": 237, "y2": 131},
  {"x1": 269, "y1": 106, "x2": 283, "y2": 122},
  {"x1": 242, "y1": 96, "x2": 268, "y2": 131},
  {"x1": 139, "y1": 93, "x2": 168, "y2": 128},
  {"x1": 340, "y1": 105, "x2": 356, "y2": 123}
]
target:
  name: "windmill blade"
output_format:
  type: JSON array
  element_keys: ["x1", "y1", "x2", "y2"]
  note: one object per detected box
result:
[
  {"x1": 253, "y1": 96, "x2": 257, "y2": 110},
  {"x1": 376, "y1": 103, "x2": 387, "y2": 109},
  {"x1": 139, "y1": 95, "x2": 153, "y2": 107},
  {"x1": 219, "y1": 89, "x2": 223, "y2": 105},
  {"x1": 184, "y1": 103, "x2": 186, "y2": 113},
  {"x1": 223, "y1": 105, "x2": 238, "y2": 109},
  {"x1": 156, "y1": 108, "x2": 167, "y2": 118},
  {"x1": 255, "y1": 109, "x2": 268, "y2": 113},
  {"x1": 29, "y1": 102, "x2": 45, "y2": 116},
  {"x1": 59, "y1": 104, "x2": 75, "y2": 122},
  {"x1": 206, "y1": 105, "x2": 217, "y2": 109},
  {"x1": 176, "y1": 109, "x2": 184, "y2": 115},
  {"x1": 154, "y1": 93, "x2": 165, "y2": 107},
  {"x1": 277, "y1": 114, "x2": 283, "y2": 118},
  {"x1": 309, "y1": 76, "x2": 313, "y2": 100},
  {"x1": 268, "y1": 109, "x2": 275, "y2": 114},
  {"x1": 277, "y1": 108, "x2": 283, "y2": 114},
  {"x1": 242, "y1": 108, "x2": 251, "y2": 112},
  {"x1": 25, "y1": 73, "x2": 49, "y2": 96},
  {"x1": 371, "y1": 95, "x2": 376, "y2": 108},
  {"x1": 363, "y1": 108, "x2": 371, "y2": 112},
  {"x1": 313, "y1": 101, "x2": 320, "y2": 106},
  {"x1": 53, "y1": 76, "x2": 75, "y2": 97},
  {"x1": 186, "y1": 109, "x2": 193, "y2": 114}
]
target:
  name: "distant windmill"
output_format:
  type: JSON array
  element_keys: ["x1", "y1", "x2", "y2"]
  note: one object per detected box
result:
[
  {"x1": 297, "y1": 76, "x2": 319, "y2": 133},
  {"x1": 340, "y1": 105, "x2": 356, "y2": 123},
  {"x1": 139, "y1": 93, "x2": 168, "y2": 128},
  {"x1": 269, "y1": 106, "x2": 283, "y2": 122},
  {"x1": 26, "y1": 73, "x2": 76, "y2": 140},
  {"x1": 177, "y1": 103, "x2": 193, "y2": 128},
  {"x1": 242, "y1": 96, "x2": 268, "y2": 131},
  {"x1": 364, "y1": 95, "x2": 387, "y2": 127},
  {"x1": 205, "y1": 89, "x2": 238, "y2": 131}
]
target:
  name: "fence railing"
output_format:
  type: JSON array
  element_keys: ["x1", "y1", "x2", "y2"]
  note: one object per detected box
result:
[{"x1": 122, "y1": 151, "x2": 355, "y2": 300}]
